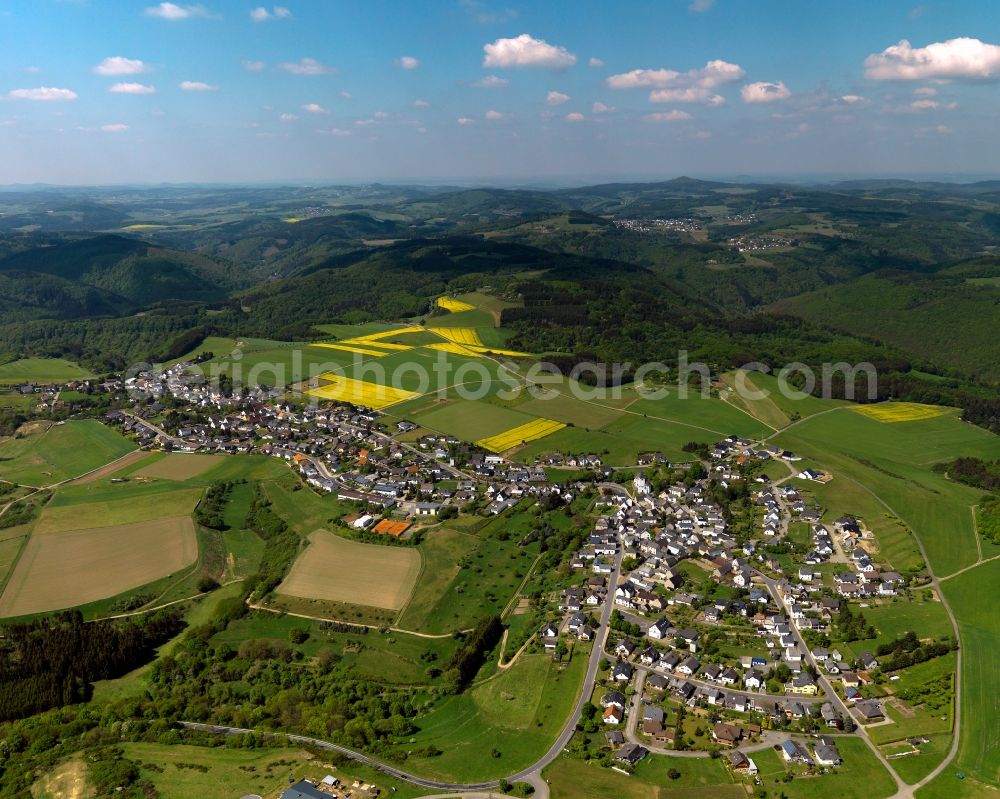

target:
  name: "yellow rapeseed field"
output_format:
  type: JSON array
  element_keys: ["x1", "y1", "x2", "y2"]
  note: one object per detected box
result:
[
  {"x1": 427, "y1": 341, "x2": 481, "y2": 357},
  {"x1": 436, "y1": 296, "x2": 476, "y2": 312},
  {"x1": 851, "y1": 402, "x2": 947, "y2": 423},
  {"x1": 306, "y1": 374, "x2": 419, "y2": 409},
  {"x1": 429, "y1": 327, "x2": 484, "y2": 347},
  {"x1": 312, "y1": 342, "x2": 391, "y2": 357},
  {"x1": 476, "y1": 418, "x2": 566, "y2": 452}
]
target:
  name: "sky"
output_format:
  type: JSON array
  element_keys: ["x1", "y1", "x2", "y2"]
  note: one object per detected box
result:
[{"x1": 2, "y1": 0, "x2": 1000, "y2": 184}]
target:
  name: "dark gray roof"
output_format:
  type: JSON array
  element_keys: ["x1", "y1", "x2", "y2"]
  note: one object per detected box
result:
[{"x1": 281, "y1": 781, "x2": 327, "y2": 799}]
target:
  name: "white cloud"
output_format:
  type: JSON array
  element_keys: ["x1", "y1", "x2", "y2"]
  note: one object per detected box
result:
[
  {"x1": 457, "y1": 116, "x2": 475, "y2": 125},
  {"x1": 645, "y1": 110, "x2": 692, "y2": 121},
  {"x1": 546, "y1": 90, "x2": 570, "y2": 105},
  {"x1": 565, "y1": 111, "x2": 585, "y2": 122},
  {"x1": 279, "y1": 58, "x2": 334, "y2": 75},
  {"x1": 740, "y1": 81, "x2": 791, "y2": 103},
  {"x1": 320, "y1": 127, "x2": 352, "y2": 136},
  {"x1": 397, "y1": 55, "x2": 420, "y2": 70},
  {"x1": 839, "y1": 94, "x2": 866, "y2": 104},
  {"x1": 243, "y1": 60, "x2": 267, "y2": 72},
  {"x1": 689, "y1": 0, "x2": 715, "y2": 11},
  {"x1": 485, "y1": 109, "x2": 504, "y2": 119},
  {"x1": 94, "y1": 57, "x2": 148, "y2": 76},
  {"x1": 910, "y1": 98, "x2": 939, "y2": 110},
  {"x1": 461, "y1": 0, "x2": 518, "y2": 24},
  {"x1": 280, "y1": 113, "x2": 298, "y2": 121},
  {"x1": 482, "y1": 33, "x2": 577, "y2": 69},
  {"x1": 339, "y1": 90, "x2": 353, "y2": 99},
  {"x1": 608, "y1": 59, "x2": 743, "y2": 106},
  {"x1": 110, "y1": 82, "x2": 156, "y2": 94},
  {"x1": 144, "y1": 3, "x2": 209, "y2": 20},
  {"x1": 100, "y1": 123, "x2": 129, "y2": 133},
  {"x1": 588, "y1": 57, "x2": 604, "y2": 68},
  {"x1": 650, "y1": 87, "x2": 725, "y2": 105},
  {"x1": 8, "y1": 86, "x2": 77, "y2": 101},
  {"x1": 179, "y1": 80, "x2": 217, "y2": 91},
  {"x1": 471, "y1": 74, "x2": 510, "y2": 88},
  {"x1": 373, "y1": 111, "x2": 389, "y2": 119},
  {"x1": 414, "y1": 98, "x2": 430, "y2": 108},
  {"x1": 354, "y1": 118, "x2": 375, "y2": 127},
  {"x1": 302, "y1": 102, "x2": 326, "y2": 113},
  {"x1": 591, "y1": 101, "x2": 614, "y2": 114},
  {"x1": 24, "y1": 66, "x2": 41, "y2": 73},
  {"x1": 250, "y1": 6, "x2": 291, "y2": 22},
  {"x1": 865, "y1": 37, "x2": 1000, "y2": 80},
  {"x1": 914, "y1": 86, "x2": 938, "y2": 96}
]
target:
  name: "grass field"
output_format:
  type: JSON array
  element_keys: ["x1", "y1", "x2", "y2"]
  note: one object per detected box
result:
[
  {"x1": 776, "y1": 407, "x2": 1000, "y2": 576},
  {"x1": 0, "y1": 516, "x2": 197, "y2": 617},
  {"x1": 34, "y1": 487, "x2": 202, "y2": 534},
  {"x1": 122, "y1": 742, "x2": 424, "y2": 799},
  {"x1": 396, "y1": 528, "x2": 535, "y2": 633},
  {"x1": 0, "y1": 420, "x2": 136, "y2": 487},
  {"x1": 516, "y1": 392, "x2": 624, "y2": 429},
  {"x1": 477, "y1": 418, "x2": 566, "y2": 452},
  {"x1": 278, "y1": 529, "x2": 421, "y2": 611},
  {"x1": 0, "y1": 357, "x2": 95, "y2": 384},
  {"x1": 546, "y1": 753, "x2": 741, "y2": 799},
  {"x1": 412, "y1": 399, "x2": 538, "y2": 441},
  {"x1": 886, "y1": 734, "x2": 951, "y2": 784},
  {"x1": 133, "y1": 453, "x2": 225, "y2": 481},
  {"x1": 751, "y1": 737, "x2": 896, "y2": 799},
  {"x1": 936, "y1": 559, "x2": 1000, "y2": 787},
  {"x1": 398, "y1": 647, "x2": 589, "y2": 781}
]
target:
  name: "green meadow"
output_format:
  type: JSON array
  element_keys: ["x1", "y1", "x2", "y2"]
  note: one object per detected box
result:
[{"x1": 0, "y1": 419, "x2": 135, "y2": 486}]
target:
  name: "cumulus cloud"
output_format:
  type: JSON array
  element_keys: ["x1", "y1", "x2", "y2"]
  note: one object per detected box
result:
[
  {"x1": 607, "y1": 59, "x2": 744, "y2": 90},
  {"x1": 279, "y1": 58, "x2": 334, "y2": 75},
  {"x1": 482, "y1": 33, "x2": 577, "y2": 69},
  {"x1": 250, "y1": 6, "x2": 291, "y2": 22},
  {"x1": 645, "y1": 110, "x2": 692, "y2": 121},
  {"x1": 280, "y1": 113, "x2": 298, "y2": 121},
  {"x1": 485, "y1": 109, "x2": 504, "y2": 119},
  {"x1": 565, "y1": 111, "x2": 585, "y2": 121},
  {"x1": 650, "y1": 87, "x2": 725, "y2": 105},
  {"x1": 8, "y1": 86, "x2": 78, "y2": 101},
  {"x1": 243, "y1": 60, "x2": 267, "y2": 72},
  {"x1": 910, "y1": 98, "x2": 939, "y2": 110},
  {"x1": 864, "y1": 37, "x2": 1000, "y2": 80},
  {"x1": 302, "y1": 102, "x2": 326, "y2": 113},
  {"x1": 457, "y1": 116, "x2": 475, "y2": 125},
  {"x1": 914, "y1": 86, "x2": 938, "y2": 96},
  {"x1": 839, "y1": 94, "x2": 866, "y2": 104},
  {"x1": 179, "y1": 80, "x2": 217, "y2": 91},
  {"x1": 546, "y1": 90, "x2": 570, "y2": 105},
  {"x1": 144, "y1": 3, "x2": 209, "y2": 20},
  {"x1": 320, "y1": 127, "x2": 352, "y2": 136},
  {"x1": 94, "y1": 57, "x2": 148, "y2": 76},
  {"x1": 100, "y1": 123, "x2": 129, "y2": 132},
  {"x1": 471, "y1": 74, "x2": 510, "y2": 89},
  {"x1": 591, "y1": 101, "x2": 614, "y2": 114},
  {"x1": 110, "y1": 82, "x2": 156, "y2": 94},
  {"x1": 397, "y1": 55, "x2": 420, "y2": 70},
  {"x1": 413, "y1": 98, "x2": 430, "y2": 108},
  {"x1": 339, "y1": 90, "x2": 353, "y2": 99},
  {"x1": 740, "y1": 81, "x2": 791, "y2": 103},
  {"x1": 588, "y1": 57, "x2": 604, "y2": 67},
  {"x1": 689, "y1": 0, "x2": 715, "y2": 11}
]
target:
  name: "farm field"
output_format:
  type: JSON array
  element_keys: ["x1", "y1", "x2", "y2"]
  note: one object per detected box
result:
[
  {"x1": 133, "y1": 452, "x2": 225, "y2": 481},
  {"x1": 776, "y1": 406, "x2": 1000, "y2": 576},
  {"x1": 515, "y1": 391, "x2": 624, "y2": 429},
  {"x1": 398, "y1": 647, "x2": 589, "y2": 782},
  {"x1": 0, "y1": 516, "x2": 197, "y2": 617},
  {"x1": 0, "y1": 357, "x2": 95, "y2": 384},
  {"x1": 853, "y1": 402, "x2": 948, "y2": 423},
  {"x1": 885, "y1": 734, "x2": 951, "y2": 784},
  {"x1": 411, "y1": 399, "x2": 537, "y2": 441},
  {"x1": 0, "y1": 420, "x2": 135, "y2": 486},
  {"x1": 34, "y1": 487, "x2": 202, "y2": 534},
  {"x1": 277, "y1": 529, "x2": 421, "y2": 611},
  {"x1": 477, "y1": 417, "x2": 566, "y2": 452},
  {"x1": 862, "y1": 598, "x2": 955, "y2": 650},
  {"x1": 306, "y1": 373, "x2": 420, "y2": 408}
]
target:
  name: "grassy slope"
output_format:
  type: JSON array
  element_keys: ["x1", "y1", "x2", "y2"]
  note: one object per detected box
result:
[
  {"x1": 0, "y1": 357, "x2": 95, "y2": 384},
  {"x1": 0, "y1": 420, "x2": 135, "y2": 486}
]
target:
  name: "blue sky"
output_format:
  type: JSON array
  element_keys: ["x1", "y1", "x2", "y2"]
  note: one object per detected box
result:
[{"x1": 2, "y1": 0, "x2": 1000, "y2": 184}]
